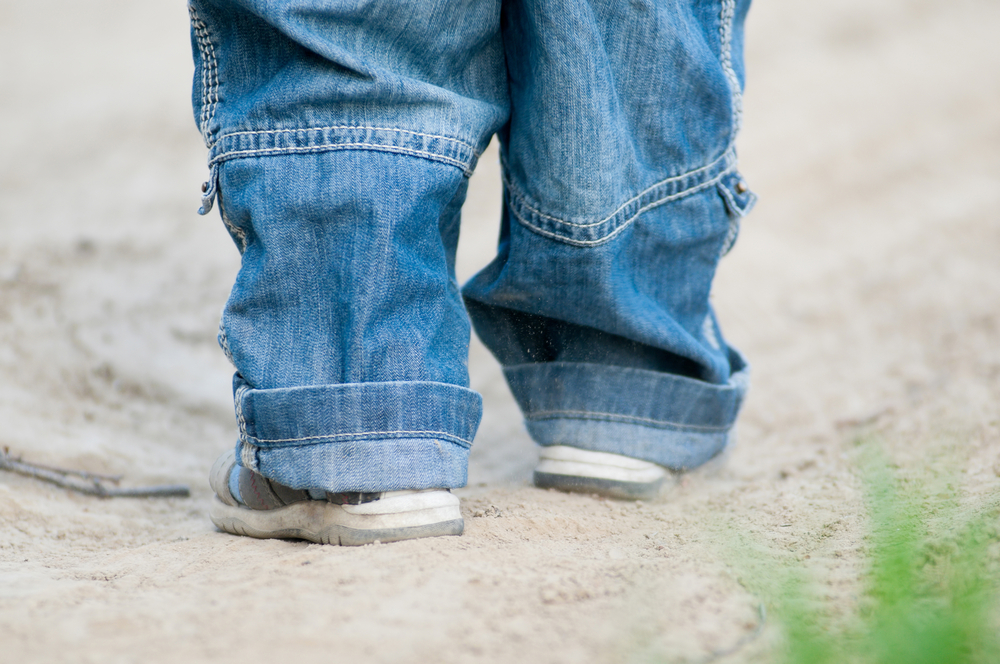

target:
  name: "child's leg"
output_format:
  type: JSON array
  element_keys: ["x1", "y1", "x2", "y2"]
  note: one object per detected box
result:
[
  {"x1": 189, "y1": 0, "x2": 507, "y2": 542},
  {"x1": 463, "y1": 0, "x2": 756, "y2": 498},
  {"x1": 216, "y1": 152, "x2": 482, "y2": 492}
]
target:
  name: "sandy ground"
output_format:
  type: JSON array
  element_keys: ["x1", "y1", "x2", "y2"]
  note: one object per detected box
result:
[{"x1": 1, "y1": 1, "x2": 998, "y2": 662}]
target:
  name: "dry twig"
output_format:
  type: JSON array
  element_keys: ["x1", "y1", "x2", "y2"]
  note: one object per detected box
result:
[{"x1": 0, "y1": 447, "x2": 189, "y2": 498}]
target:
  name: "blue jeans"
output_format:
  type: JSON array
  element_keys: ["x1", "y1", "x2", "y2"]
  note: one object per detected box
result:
[{"x1": 189, "y1": 0, "x2": 755, "y2": 493}]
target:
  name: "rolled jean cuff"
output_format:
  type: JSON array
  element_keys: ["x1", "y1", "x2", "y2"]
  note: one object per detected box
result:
[
  {"x1": 233, "y1": 377, "x2": 482, "y2": 492},
  {"x1": 503, "y1": 355, "x2": 749, "y2": 471}
]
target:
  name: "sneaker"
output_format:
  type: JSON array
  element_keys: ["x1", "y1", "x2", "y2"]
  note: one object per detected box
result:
[
  {"x1": 208, "y1": 449, "x2": 464, "y2": 545},
  {"x1": 533, "y1": 445, "x2": 668, "y2": 500}
]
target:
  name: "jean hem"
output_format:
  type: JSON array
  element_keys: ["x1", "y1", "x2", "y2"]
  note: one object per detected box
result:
[
  {"x1": 232, "y1": 377, "x2": 481, "y2": 491},
  {"x1": 504, "y1": 358, "x2": 748, "y2": 470},
  {"x1": 238, "y1": 437, "x2": 470, "y2": 492},
  {"x1": 234, "y1": 377, "x2": 482, "y2": 446},
  {"x1": 527, "y1": 420, "x2": 731, "y2": 471}
]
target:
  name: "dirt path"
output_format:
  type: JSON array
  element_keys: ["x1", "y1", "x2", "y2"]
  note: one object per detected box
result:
[{"x1": 1, "y1": 1, "x2": 998, "y2": 662}]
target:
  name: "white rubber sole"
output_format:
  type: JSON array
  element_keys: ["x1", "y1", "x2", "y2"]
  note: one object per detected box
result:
[
  {"x1": 533, "y1": 445, "x2": 668, "y2": 500},
  {"x1": 210, "y1": 489, "x2": 464, "y2": 546}
]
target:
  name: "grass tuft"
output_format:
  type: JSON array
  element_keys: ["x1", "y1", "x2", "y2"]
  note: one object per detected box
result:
[{"x1": 761, "y1": 441, "x2": 1000, "y2": 664}]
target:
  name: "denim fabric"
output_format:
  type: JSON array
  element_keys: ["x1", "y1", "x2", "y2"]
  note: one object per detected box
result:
[{"x1": 189, "y1": 0, "x2": 754, "y2": 491}]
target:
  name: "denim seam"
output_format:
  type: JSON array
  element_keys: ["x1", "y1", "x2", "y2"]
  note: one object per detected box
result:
[
  {"x1": 241, "y1": 430, "x2": 473, "y2": 448},
  {"x1": 717, "y1": 181, "x2": 740, "y2": 256},
  {"x1": 211, "y1": 126, "x2": 477, "y2": 151},
  {"x1": 209, "y1": 143, "x2": 472, "y2": 174},
  {"x1": 505, "y1": 361, "x2": 747, "y2": 392},
  {"x1": 506, "y1": 161, "x2": 735, "y2": 247},
  {"x1": 719, "y1": 0, "x2": 743, "y2": 138},
  {"x1": 188, "y1": 5, "x2": 219, "y2": 144},
  {"x1": 206, "y1": 127, "x2": 480, "y2": 176},
  {"x1": 239, "y1": 443, "x2": 258, "y2": 471},
  {"x1": 220, "y1": 209, "x2": 247, "y2": 253},
  {"x1": 505, "y1": 148, "x2": 733, "y2": 230},
  {"x1": 217, "y1": 320, "x2": 236, "y2": 367},
  {"x1": 525, "y1": 410, "x2": 731, "y2": 432},
  {"x1": 234, "y1": 380, "x2": 252, "y2": 464}
]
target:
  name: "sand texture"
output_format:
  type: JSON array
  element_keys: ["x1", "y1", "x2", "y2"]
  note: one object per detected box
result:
[{"x1": 1, "y1": 0, "x2": 998, "y2": 662}]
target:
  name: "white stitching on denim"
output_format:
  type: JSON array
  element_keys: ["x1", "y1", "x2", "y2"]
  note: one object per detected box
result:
[
  {"x1": 719, "y1": 0, "x2": 743, "y2": 136},
  {"x1": 526, "y1": 410, "x2": 730, "y2": 432},
  {"x1": 504, "y1": 149, "x2": 734, "y2": 231},
  {"x1": 720, "y1": 217, "x2": 739, "y2": 256},
  {"x1": 217, "y1": 319, "x2": 236, "y2": 367},
  {"x1": 213, "y1": 125, "x2": 479, "y2": 155},
  {"x1": 240, "y1": 442, "x2": 258, "y2": 471},
  {"x1": 219, "y1": 202, "x2": 247, "y2": 253},
  {"x1": 235, "y1": 383, "x2": 262, "y2": 471},
  {"x1": 209, "y1": 143, "x2": 473, "y2": 174},
  {"x1": 512, "y1": 169, "x2": 732, "y2": 247},
  {"x1": 243, "y1": 429, "x2": 473, "y2": 446},
  {"x1": 234, "y1": 380, "x2": 249, "y2": 442},
  {"x1": 223, "y1": 218, "x2": 246, "y2": 252},
  {"x1": 189, "y1": 6, "x2": 219, "y2": 141},
  {"x1": 188, "y1": 6, "x2": 207, "y2": 135},
  {"x1": 702, "y1": 314, "x2": 722, "y2": 351}
]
